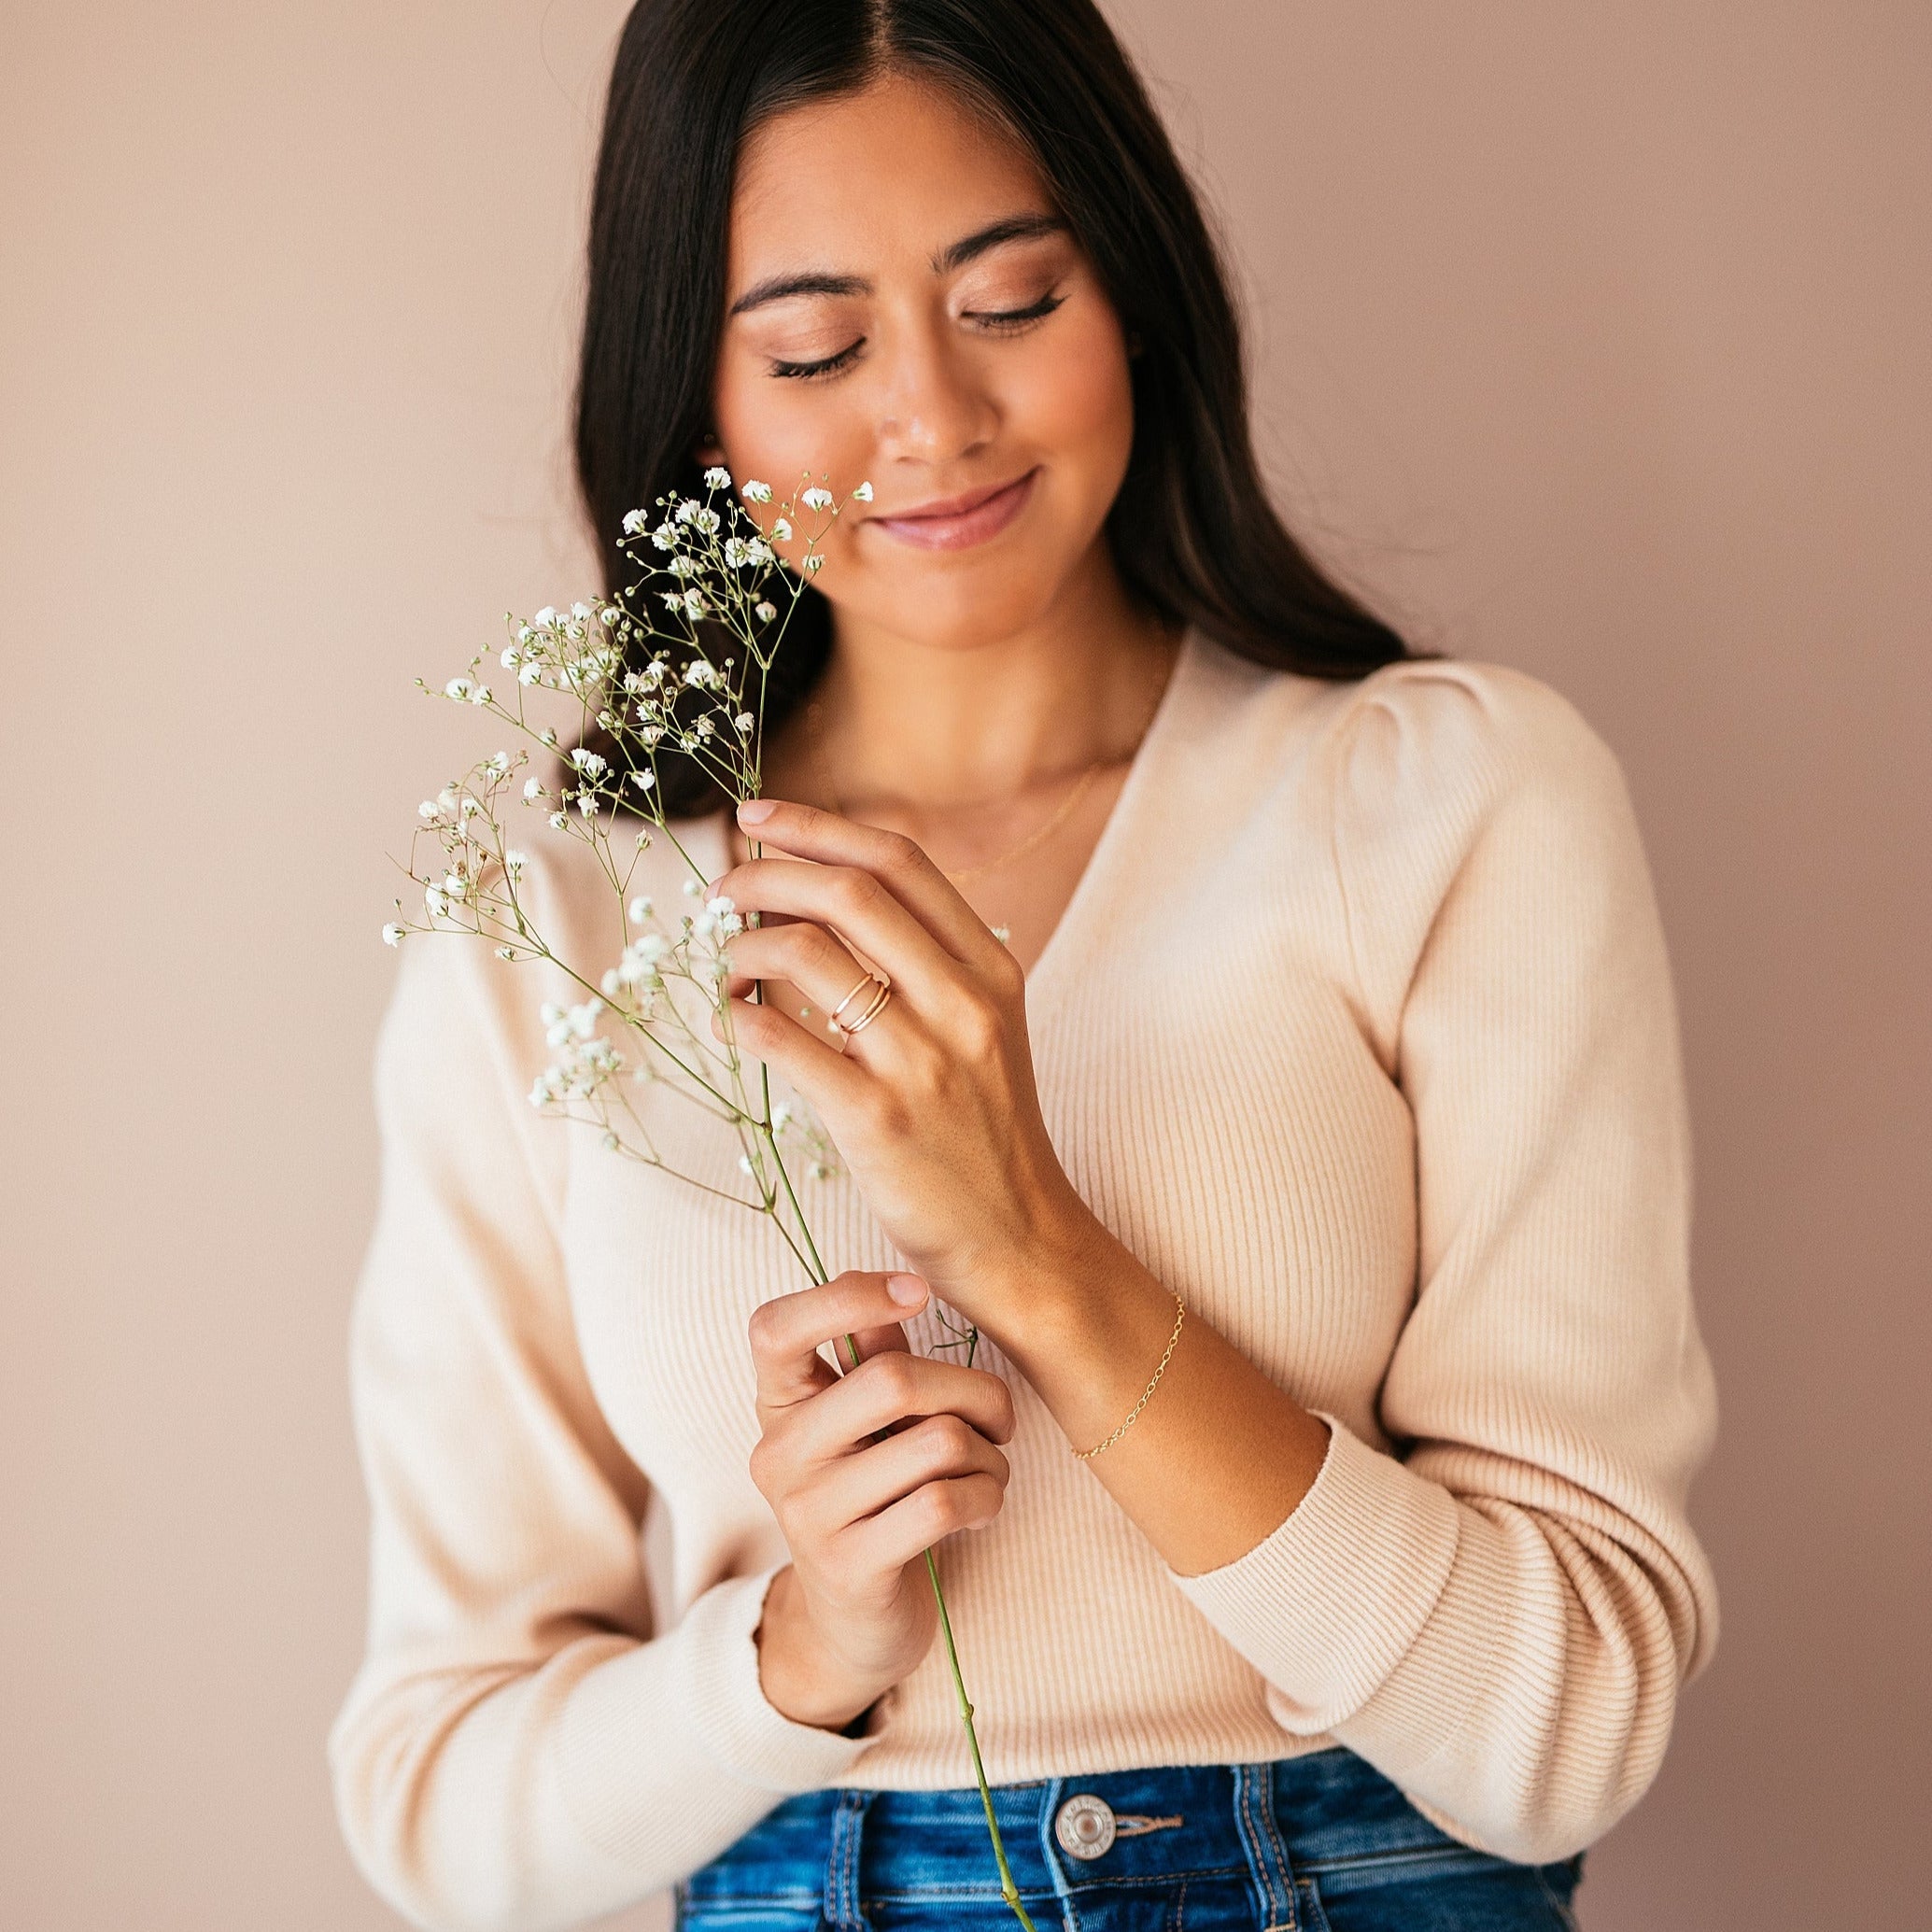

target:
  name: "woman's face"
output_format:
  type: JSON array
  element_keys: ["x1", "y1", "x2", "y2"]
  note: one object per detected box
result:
[{"x1": 703, "y1": 70, "x2": 1137, "y2": 653}]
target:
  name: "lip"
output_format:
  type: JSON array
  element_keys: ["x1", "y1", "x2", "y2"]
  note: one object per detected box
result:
[{"x1": 866, "y1": 468, "x2": 1038, "y2": 552}]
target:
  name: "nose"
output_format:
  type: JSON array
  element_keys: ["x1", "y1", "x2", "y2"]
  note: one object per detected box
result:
[{"x1": 873, "y1": 317, "x2": 997, "y2": 466}]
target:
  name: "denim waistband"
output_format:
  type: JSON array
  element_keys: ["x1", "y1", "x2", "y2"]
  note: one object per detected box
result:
[{"x1": 684, "y1": 1747, "x2": 1556, "y2": 1922}]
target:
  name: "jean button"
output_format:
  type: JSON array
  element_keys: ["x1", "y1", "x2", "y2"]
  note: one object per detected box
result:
[{"x1": 1054, "y1": 1794, "x2": 1117, "y2": 1860}]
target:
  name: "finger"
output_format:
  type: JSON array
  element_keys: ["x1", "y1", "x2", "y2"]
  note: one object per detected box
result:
[
  {"x1": 723, "y1": 921, "x2": 937, "y2": 1063},
  {"x1": 713, "y1": 986, "x2": 874, "y2": 1102},
  {"x1": 805, "y1": 1414, "x2": 1009, "y2": 1536},
  {"x1": 737, "y1": 798, "x2": 1005, "y2": 969},
  {"x1": 748, "y1": 1271, "x2": 930, "y2": 1409},
  {"x1": 721, "y1": 919, "x2": 876, "y2": 1019},
  {"x1": 713, "y1": 852, "x2": 962, "y2": 1003},
  {"x1": 780, "y1": 1349, "x2": 1018, "y2": 1464},
  {"x1": 840, "y1": 1473, "x2": 1008, "y2": 1570}
]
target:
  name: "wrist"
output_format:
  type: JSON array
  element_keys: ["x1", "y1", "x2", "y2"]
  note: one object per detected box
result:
[{"x1": 754, "y1": 1565, "x2": 896, "y2": 1733}]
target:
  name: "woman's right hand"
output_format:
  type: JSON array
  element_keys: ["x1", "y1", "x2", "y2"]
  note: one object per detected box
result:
[{"x1": 747, "y1": 1270, "x2": 1016, "y2": 1731}]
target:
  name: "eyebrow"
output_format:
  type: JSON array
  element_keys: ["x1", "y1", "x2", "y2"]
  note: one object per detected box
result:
[{"x1": 726, "y1": 211, "x2": 1068, "y2": 317}]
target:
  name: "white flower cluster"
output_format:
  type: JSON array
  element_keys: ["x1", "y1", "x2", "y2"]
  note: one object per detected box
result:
[{"x1": 387, "y1": 464, "x2": 866, "y2": 1254}]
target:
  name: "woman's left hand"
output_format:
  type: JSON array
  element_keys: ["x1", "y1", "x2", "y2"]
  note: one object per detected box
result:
[{"x1": 713, "y1": 797, "x2": 1090, "y2": 1319}]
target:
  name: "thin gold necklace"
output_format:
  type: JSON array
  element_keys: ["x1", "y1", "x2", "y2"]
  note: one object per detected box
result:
[{"x1": 802, "y1": 674, "x2": 1163, "y2": 884}]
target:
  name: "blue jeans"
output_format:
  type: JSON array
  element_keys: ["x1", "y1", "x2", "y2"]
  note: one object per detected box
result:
[{"x1": 678, "y1": 1749, "x2": 1584, "y2": 1932}]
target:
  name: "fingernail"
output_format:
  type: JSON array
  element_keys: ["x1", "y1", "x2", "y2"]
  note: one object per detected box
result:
[
  {"x1": 886, "y1": 1273, "x2": 928, "y2": 1306},
  {"x1": 738, "y1": 797, "x2": 775, "y2": 825}
]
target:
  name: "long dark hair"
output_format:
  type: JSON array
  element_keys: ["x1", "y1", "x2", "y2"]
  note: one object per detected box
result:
[{"x1": 573, "y1": 0, "x2": 1408, "y2": 815}]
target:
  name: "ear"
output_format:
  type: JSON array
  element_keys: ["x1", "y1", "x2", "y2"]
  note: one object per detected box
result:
[{"x1": 694, "y1": 429, "x2": 726, "y2": 467}]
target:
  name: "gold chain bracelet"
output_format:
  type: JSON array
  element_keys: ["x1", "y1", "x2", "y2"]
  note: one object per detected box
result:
[{"x1": 1072, "y1": 1293, "x2": 1187, "y2": 1460}]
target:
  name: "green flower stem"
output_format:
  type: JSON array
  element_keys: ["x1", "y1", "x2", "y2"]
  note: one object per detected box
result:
[{"x1": 836, "y1": 1331, "x2": 1038, "y2": 1932}]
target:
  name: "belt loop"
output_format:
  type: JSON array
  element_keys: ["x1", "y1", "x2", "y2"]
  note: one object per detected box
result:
[
  {"x1": 1232, "y1": 1763, "x2": 1299, "y2": 1932},
  {"x1": 1035, "y1": 1776, "x2": 1082, "y2": 1932},
  {"x1": 825, "y1": 1788, "x2": 876, "y2": 1932}
]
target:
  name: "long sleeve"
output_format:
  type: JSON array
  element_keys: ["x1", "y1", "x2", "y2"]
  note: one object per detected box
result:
[
  {"x1": 1170, "y1": 661, "x2": 1720, "y2": 1865},
  {"x1": 328, "y1": 918, "x2": 870, "y2": 1932}
]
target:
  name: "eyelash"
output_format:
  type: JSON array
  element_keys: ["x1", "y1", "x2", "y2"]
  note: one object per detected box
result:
[{"x1": 769, "y1": 291, "x2": 1068, "y2": 382}]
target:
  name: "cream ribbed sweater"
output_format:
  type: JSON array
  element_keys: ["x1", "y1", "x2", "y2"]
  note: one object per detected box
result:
[{"x1": 330, "y1": 630, "x2": 1718, "y2": 1931}]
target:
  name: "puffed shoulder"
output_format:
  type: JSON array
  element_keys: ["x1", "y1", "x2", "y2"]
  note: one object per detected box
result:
[
  {"x1": 1314, "y1": 658, "x2": 1656, "y2": 1065},
  {"x1": 1326, "y1": 657, "x2": 1631, "y2": 839}
]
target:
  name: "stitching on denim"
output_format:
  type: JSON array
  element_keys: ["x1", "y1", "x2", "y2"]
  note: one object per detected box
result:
[
  {"x1": 867, "y1": 1865, "x2": 1246, "y2": 1903},
  {"x1": 1248, "y1": 1761, "x2": 1302, "y2": 1932},
  {"x1": 1293, "y1": 1877, "x2": 1333, "y2": 1932},
  {"x1": 1035, "y1": 1776, "x2": 1081, "y2": 1932},
  {"x1": 1233, "y1": 1764, "x2": 1297, "y2": 1932},
  {"x1": 1295, "y1": 1843, "x2": 1502, "y2": 1877},
  {"x1": 825, "y1": 1789, "x2": 871, "y2": 1932}
]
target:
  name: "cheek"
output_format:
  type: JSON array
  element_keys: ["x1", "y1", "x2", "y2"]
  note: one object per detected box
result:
[
  {"x1": 1005, "y1": 317, "x2": 1135, "y2": 514},
  {"x1": 712, "y1": 356, "x2": 873, "y2": 502}
]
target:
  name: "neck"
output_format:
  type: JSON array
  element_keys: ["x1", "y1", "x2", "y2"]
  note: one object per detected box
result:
[{"x1": 805, "y1": 543, "x2": 1181, "y2": 813}]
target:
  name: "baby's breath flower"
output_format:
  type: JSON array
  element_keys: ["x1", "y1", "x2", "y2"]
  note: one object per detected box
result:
[
  {"x1": 621, "y1": 507, "x2": 648, "y2": 535},
  {"x1": 418, "y1": 799, "x2": 440, "y2": 820},
  {"x1": 444, "y1": 677, "x2": 472, "y2": 700},
  {"x1": 381, "y1": 922, "x2": 405, "y2": 946},
  {"x1": 503, "y1": 849, "x2": 528, "y2": 877},
  {"x1": 803, "y1": 554, "x2": 825, "y2": 573},
  {"x1": 852, "y1": 480, "x2": 874, "y2": 501},
  {"x1": 524, "y1": 778, "x2": 543, "y2": 800},
  {"x1": 800, "y1": 487, "x2": 833, "y2": 512},
  {"x1": 548, "y1": 811, "x2": 568, "y2": 831},
  {"x1": 735, "y1": 712, "x2": 754, "y2": 735},
  {"x1": 538, "y1": 728, "x2": 557, "y2": 747},
  {"x1": 741, "y1": 479, "x2": 773, "y2": 503},
  {"x1": 424, "y1": 884, "x2": 449, "y2": 917},
  {"x1": 770, "y1": 517, "x2": 793, "y2": 543},
  {"x1": 754, "y1": 600, "x2": 777, "y2": 624},
  {"x1": 702, "y1": 465, "x2": 731, "y2": 489},
  {"x1": 628, "y1": 769, "x2": 656, "y2": 792}
]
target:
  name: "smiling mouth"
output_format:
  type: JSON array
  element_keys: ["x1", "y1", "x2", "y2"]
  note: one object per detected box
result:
[{"x1": 865, "y1": 468, "x2": 1039, "y2": 552}]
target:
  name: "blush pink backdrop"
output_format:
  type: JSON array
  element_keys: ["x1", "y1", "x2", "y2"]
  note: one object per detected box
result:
[{"x1": 3, "y1": 4, "x2": 1925, "y2": 1927}]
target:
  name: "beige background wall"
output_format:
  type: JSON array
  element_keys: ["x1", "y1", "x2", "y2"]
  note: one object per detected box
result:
[{"x1": 3, "y1": 4, "x2": 1925, "y2": 1927}]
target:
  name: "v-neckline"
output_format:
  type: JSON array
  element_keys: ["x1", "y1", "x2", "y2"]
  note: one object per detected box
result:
[
  {"x1": 1014, "y1": 624, "x2": 1197, "y2": 1014},
  {"x1": 698, "y1": 624, "x2": 1201, "y2": 1019}
]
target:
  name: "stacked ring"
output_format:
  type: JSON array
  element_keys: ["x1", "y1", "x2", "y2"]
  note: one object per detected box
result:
[{"x1": 827, "y1": 971, "x2": 892, "y2": 1049}]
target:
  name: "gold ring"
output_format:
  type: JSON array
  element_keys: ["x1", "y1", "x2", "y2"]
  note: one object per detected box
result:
[
  {"x1": 827, "y1": 972, "x2": 876, "y2": 1027},
  {"x1": 831, "y1": 979, "x2": 892, "y2": 1047}
]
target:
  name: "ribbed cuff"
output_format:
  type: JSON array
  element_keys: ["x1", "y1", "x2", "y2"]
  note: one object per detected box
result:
[
  {"x1": 674, "y1": 1566, "x2": 880, "y2": 1789},
  {"x1": 553, "y1": 1569, "x2": 875, "y2": 1870},
  {"x1": 1168, "y1": 1415, "x2": 1461, "y2": 1734}
]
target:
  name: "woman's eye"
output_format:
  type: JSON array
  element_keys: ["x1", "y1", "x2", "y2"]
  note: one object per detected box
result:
[
  {"x1": 769, "y1": 339, "x2": 865, "y2": 383},
  {"x1": 966, "y1": 291, "x2": 1067, "y2": 332}
]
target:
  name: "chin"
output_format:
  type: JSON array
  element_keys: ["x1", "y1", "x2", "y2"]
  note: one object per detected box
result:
[{"x1": 858, "y1": 575, "x2": 1061, "y2": 653}]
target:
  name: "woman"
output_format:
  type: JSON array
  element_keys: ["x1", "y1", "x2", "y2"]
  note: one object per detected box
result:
[{"x1": 331, "y1": 4, "x2": 1718, "y2": 1929}]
